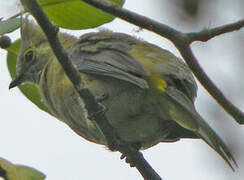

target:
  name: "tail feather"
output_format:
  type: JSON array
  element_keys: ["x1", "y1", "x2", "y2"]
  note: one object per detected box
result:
[
  {"x1": 197, "y1": 119, "x2": 238, "y2": 171},
  {"x1": 164, "y1": 87, "x2": 238, "y2": 170}
]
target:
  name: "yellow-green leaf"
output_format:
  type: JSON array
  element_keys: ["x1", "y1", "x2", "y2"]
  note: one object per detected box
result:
[
  {"x1": 0, "y1": 18, "x2": 21, "y2": 35},
  {"x1": 38, "y1": 0, "x2": 125, "y2": 29},
  {"x1": 0, "y1": 158, "x2": 45, "y2": 180}
]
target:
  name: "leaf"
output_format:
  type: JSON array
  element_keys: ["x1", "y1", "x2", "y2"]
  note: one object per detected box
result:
[
  {"x1": 37, "y1": 0, "x2": 125, "y2": 29},
  {"x1": 0, "y1": 18, "x2": 21, "y2": 35},
  {"x1": 0, "y1": 158, "x2": 45, "y2": 180},
  {"x1": 7, "y1": 39, "x2": 51, "y2": 115}
]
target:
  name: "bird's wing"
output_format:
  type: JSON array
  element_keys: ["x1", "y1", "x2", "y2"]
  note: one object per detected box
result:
[
  {"x1": 67, "y1": 32, "x2": 150, "y2": 89},
  {"x1": 153, "y1": 56, "x2": 197, "y2": 102}
]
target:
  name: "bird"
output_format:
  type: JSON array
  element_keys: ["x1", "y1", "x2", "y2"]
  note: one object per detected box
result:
[{"x1": 9, "y1": 20, "x2": 237, "y2": 170}]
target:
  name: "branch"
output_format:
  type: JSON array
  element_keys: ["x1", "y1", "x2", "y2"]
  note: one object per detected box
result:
[
  {"x1": 175, "y1": 43, "x2": 244, "y2": 124},
  {"x1": 80, "y1": 0, "x2": 181, "y2": 41},
  {"x1": 20, "y1": 0, "x2": 163, "y2": 179},
  {"x1": 187, "y1": 19, "x2": 244, "y2": 42},
  {"x1": 80, "y1": 0, "x2": 244, "y2": 124}
]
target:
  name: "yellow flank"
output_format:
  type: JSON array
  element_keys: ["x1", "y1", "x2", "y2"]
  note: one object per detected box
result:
[
  {"x1": 150, "y1": 73, "x2": 167, "y2": 92},
  {"x1": 129, "y1": 42, "x2": 167, "y2": 92}
]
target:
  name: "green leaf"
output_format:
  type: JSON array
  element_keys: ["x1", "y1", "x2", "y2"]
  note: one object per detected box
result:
[
  {"x1": 0, "y1": 18, "x2": 21, "y2": 35},
  {"x1": 38, "y1": 0, "x2": 125, "y2": 29},
  {"x1": 15, "y1": 165, "x2": 46, "y2": 180},
  {"x1": 0, "y1": 158, "x2": 46, "y2": 180},
  {"x1": 7, "y1": 39, "x2": 51, "y2": 115}
]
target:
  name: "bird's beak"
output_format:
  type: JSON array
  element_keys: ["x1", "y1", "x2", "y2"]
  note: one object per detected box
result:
[{"x1": 9, "y1": 74, "x2": 23, "y2": 89}]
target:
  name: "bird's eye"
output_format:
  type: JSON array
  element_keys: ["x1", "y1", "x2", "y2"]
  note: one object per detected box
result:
[{"x1": 24, "y1": 49, "x2": 34, "y2": 62}]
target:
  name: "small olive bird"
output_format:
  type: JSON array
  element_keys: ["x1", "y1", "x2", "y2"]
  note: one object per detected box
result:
[{"x1": 9, "y1": 21, "x2": 237, "y2": 170}]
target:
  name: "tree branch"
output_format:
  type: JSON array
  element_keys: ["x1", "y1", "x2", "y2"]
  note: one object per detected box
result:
[
  {"x1": 187, "y1": 19, "x2": 244, "y2": 42},
  {"x1": 80, "y1": 0, "x2": 244, "y2": 124},
  {"x1": 175, "y1": 43, "x2": 244, "y2": 124},
  {"x1": 20, "y1": 0, "x2": 163, "y2": 179},
  {"x1": 81, "y1": 0, "x2": 182, "y2": 41}
]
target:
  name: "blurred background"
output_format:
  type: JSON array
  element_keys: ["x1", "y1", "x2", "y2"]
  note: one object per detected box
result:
[{"x1": 0, "y1": 0, "x2": 243, "y2": 179}]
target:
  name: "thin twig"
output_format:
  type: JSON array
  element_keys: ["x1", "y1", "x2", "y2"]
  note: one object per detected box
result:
[
  {"x1": 81, "y1": 0, "x2": 181, "y2": 41},
  {"x1": 6, "y1": 12, "x2": 23, "y2": 20},
  {"x1": 187, "y1": 19, "x2": 244, "y2": 42}
]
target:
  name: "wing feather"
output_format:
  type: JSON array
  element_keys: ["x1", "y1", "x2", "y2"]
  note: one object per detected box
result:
[{"x1": 67, "y1": 33, "x2": 149, "y2": 89}]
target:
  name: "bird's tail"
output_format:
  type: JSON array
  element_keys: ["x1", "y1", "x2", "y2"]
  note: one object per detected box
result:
[
  {"x1": 197, "y1": 117, "x2": 238, "y2": 171},
  {"x1": 164, "y1": 87, "x2": 238, "y2": 170}
]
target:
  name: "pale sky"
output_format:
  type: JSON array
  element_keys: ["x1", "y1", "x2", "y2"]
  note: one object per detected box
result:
[{"x1": 0, "y1": 0, "x2": 243, "y2": 180}]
